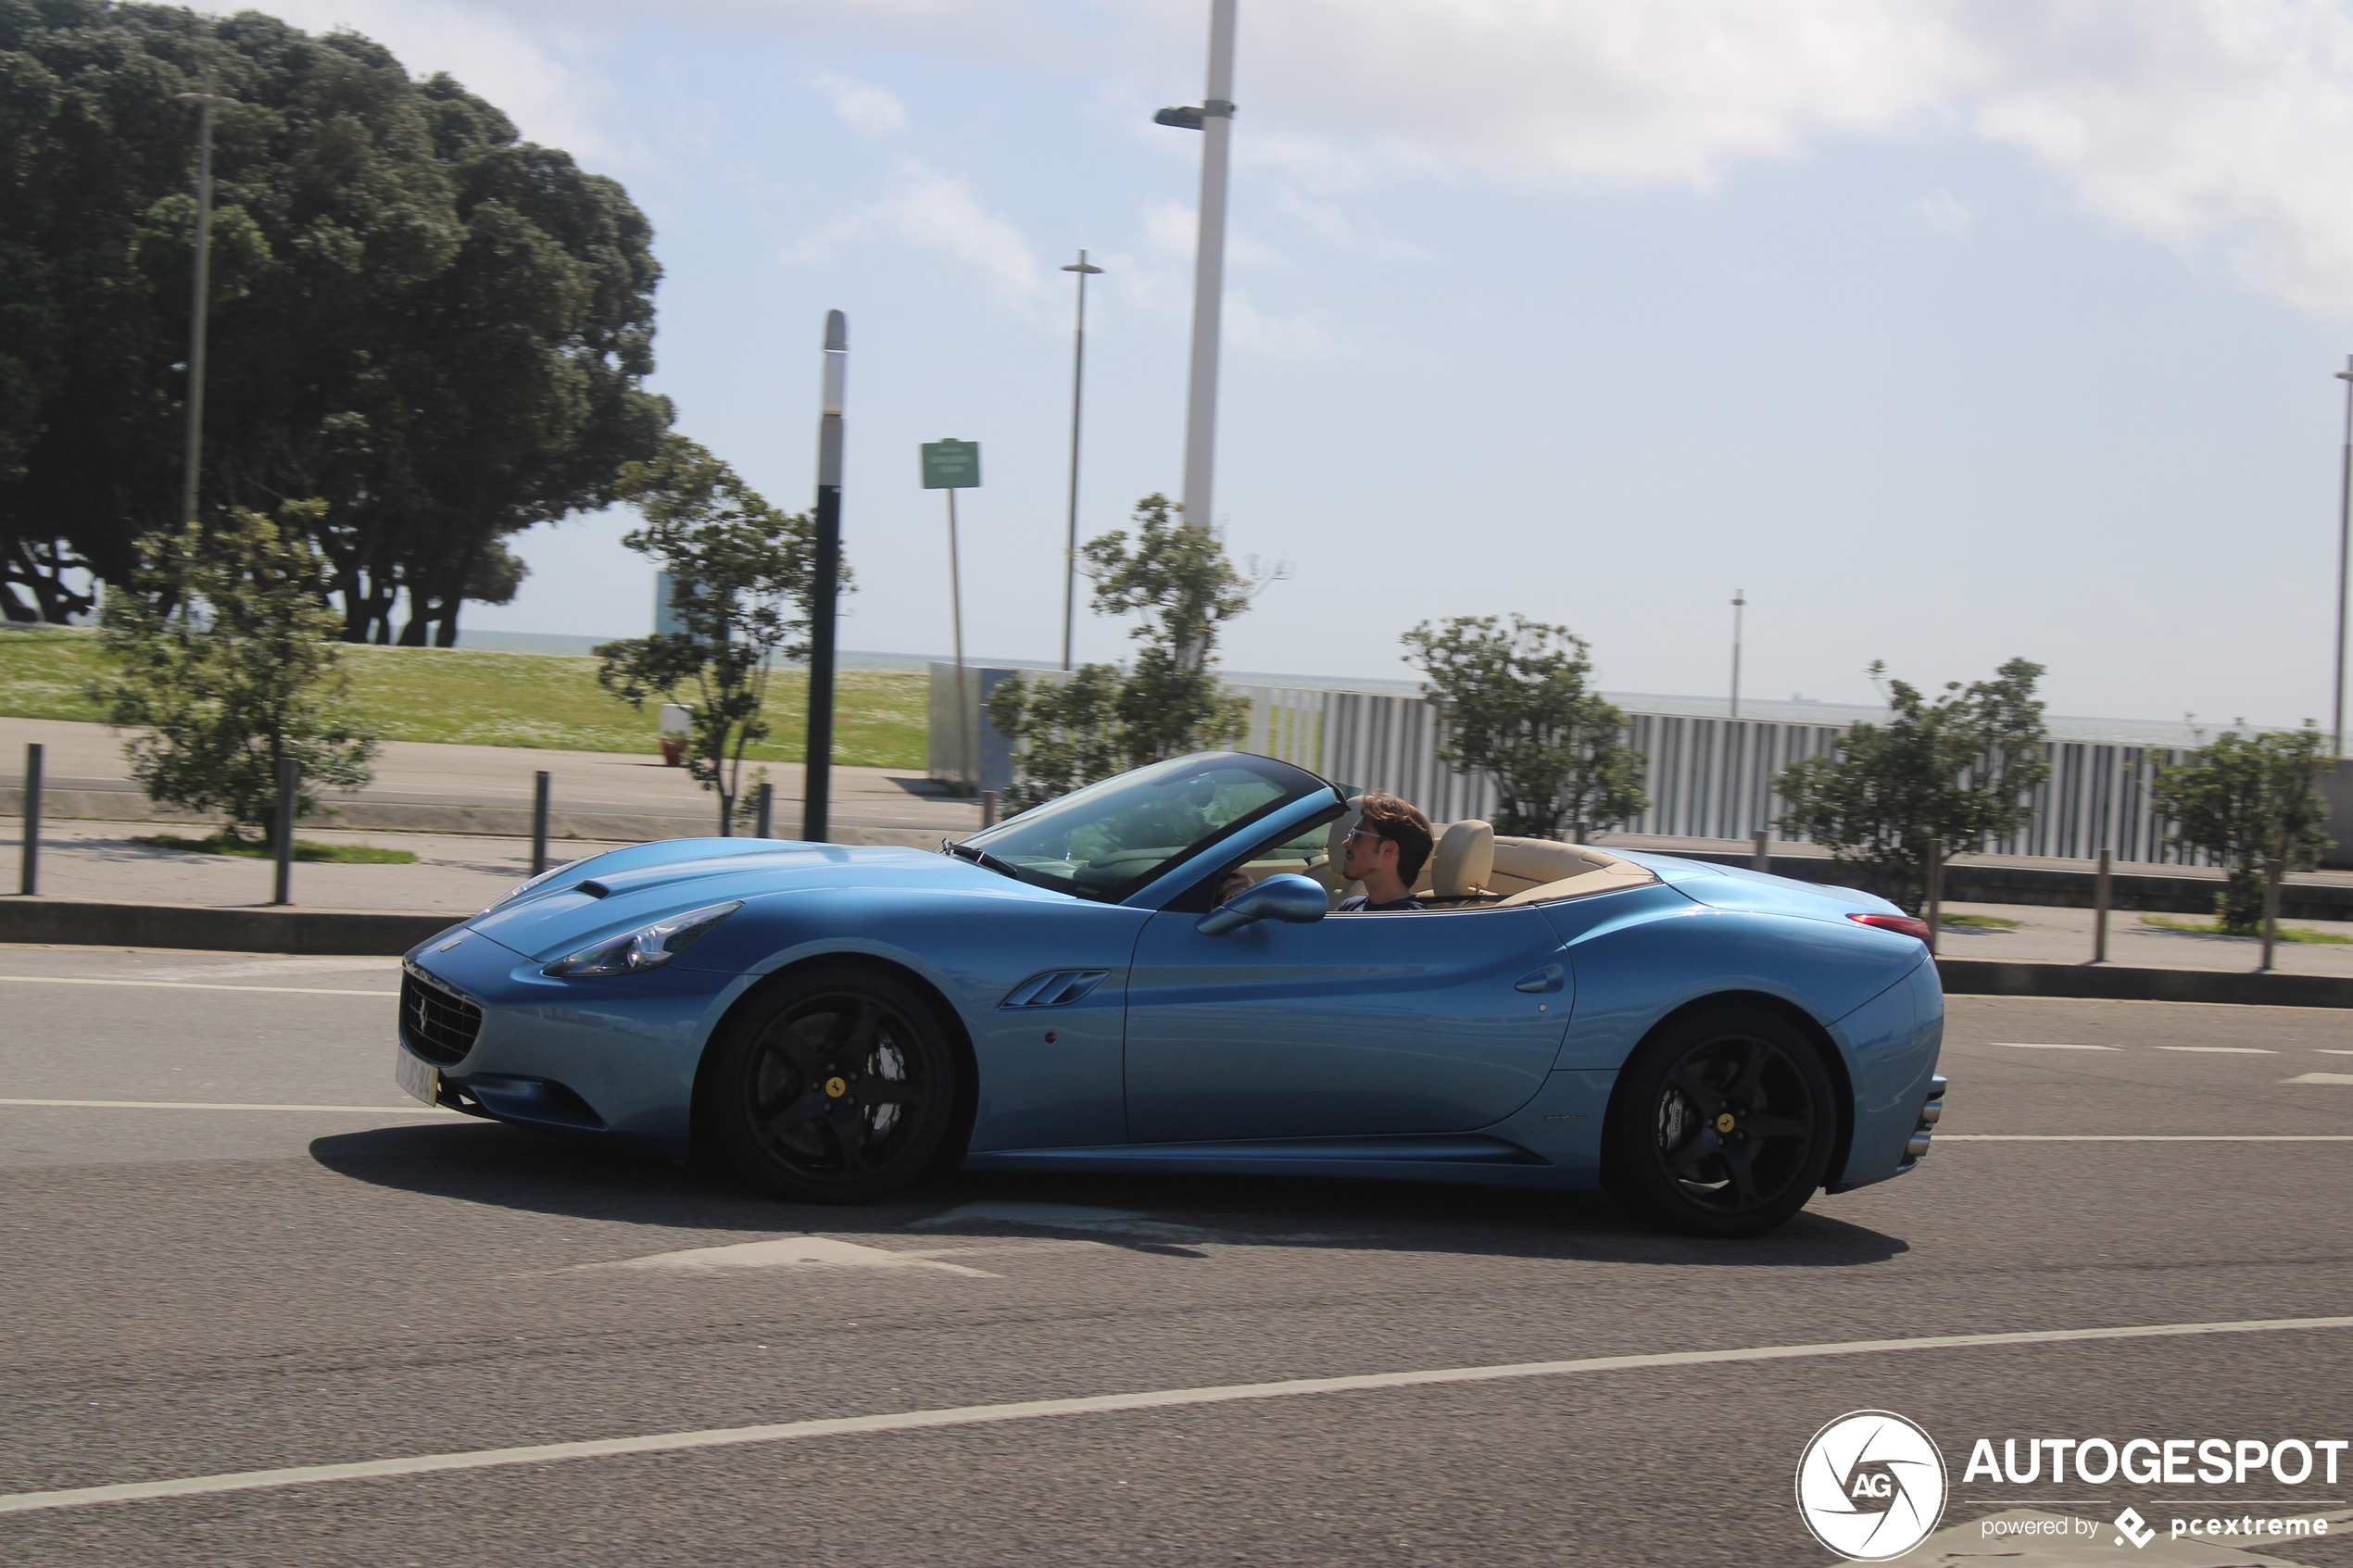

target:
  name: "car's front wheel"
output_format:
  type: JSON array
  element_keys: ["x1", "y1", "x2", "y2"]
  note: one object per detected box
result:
[
  {"x1": 1602, "y1": 1005, "x2": 1837, "y2": 1238},
  {"x1": 701, "y1": 964, "x2": 960, "y2": 1204}
]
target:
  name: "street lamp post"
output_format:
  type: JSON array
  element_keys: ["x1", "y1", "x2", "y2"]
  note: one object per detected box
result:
[
  {"x1": 1157, "y1": 0, "x2": 1239, "y2": 546},
  {"x1": 2334, "y1": 357, "x2": 2353, "y2": 755},
  {"x1": 173, "y1": 66, "x2": 238, "y2": 531},
  {"x1": 1060, "y1": 251, "x2": 1103, "y2": 671},
  {"x1": 1729, "y1": 588, "x2": 1746, "y2": 720},
  {"x1": 801, "y1": 309, "x2": 847, "y2": 843}
]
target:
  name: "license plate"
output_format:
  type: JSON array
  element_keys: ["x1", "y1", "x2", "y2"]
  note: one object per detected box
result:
[{"x1": 394, "y1": 1048, "x2": 440, "y2": 1109}]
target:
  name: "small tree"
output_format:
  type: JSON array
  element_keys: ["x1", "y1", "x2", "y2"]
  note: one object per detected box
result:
[
  {"x1": 92, "y1": 501, "x2": 378, "y2": 839},
  {"x1": 2152, "y1": 722, "x2": 2335, "y2": 932},
  {"x1": 594, "y1": 435, "x2": 832, "y2": 834},
  {"x1": 1401, "y1": 614, "x2": 1647, "y2": 839},
  {"x1": 1776, "y1": 658, "x2": 2051, "y2": 912},
  {"x1": 988, "y1": 495, "x2": 1267, "y2": 809}
]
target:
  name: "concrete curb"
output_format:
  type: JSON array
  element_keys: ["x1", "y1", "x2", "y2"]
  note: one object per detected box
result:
[
  {"x1": 0, "y1": 897, "x2": 459, "y2": 956},
  {"x1": 1936, "y1": 957, "x2": 2353, "y2": 1009}
]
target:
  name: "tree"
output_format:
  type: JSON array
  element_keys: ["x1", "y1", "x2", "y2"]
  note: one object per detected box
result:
[
  {"x1": 1775, "y1": 658, "x2": 2051, "y2": 913},
  {"x1": 90, "y1": 499, "x2": 378, "y2": 838},
  {"x1": 1400, "y1": 614, "x2": 1647, "y2": 839},
  {"x1": 2151, "y1": 722, "x2": 2336, "y2": 932},
  {"x1": 988, "y1": 495, "x2": 1267, "y2": 810},
  {"x1": 592, "y1": 436, "x2": 827, "y2": 834},
  {"x1": 0, "y1": 3, "x2": 669, "y2": 640}
]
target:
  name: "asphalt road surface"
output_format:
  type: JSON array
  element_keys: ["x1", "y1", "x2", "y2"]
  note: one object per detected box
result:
[{"x1": 1, "y1": 943, "x2": 2349, "y2": 1567}]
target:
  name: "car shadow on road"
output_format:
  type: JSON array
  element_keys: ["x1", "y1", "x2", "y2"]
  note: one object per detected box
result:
[{"x1": 310, "y1": 1121, "x2": 1908, "y2": 1270}]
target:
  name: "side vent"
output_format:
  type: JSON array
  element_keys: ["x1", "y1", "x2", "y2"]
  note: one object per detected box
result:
[
  {"x1": 1000, "y1": 970, "x2": 1111, "y2": 1010},
  {"x1": 577, "y1": 880, "x2": 612, "y2": 898}
]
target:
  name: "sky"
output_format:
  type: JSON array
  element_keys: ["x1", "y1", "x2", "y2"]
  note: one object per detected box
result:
[{"x1": 251, "y1": 0, "x2": 2353, "y2": 727}]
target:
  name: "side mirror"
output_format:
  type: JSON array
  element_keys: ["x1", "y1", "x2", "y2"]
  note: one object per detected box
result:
[{"x1": 1196, "y1": 872, "x2": 1329, "y2": 935}]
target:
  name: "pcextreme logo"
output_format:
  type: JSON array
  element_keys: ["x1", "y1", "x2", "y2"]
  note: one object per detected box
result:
[{"x1": 1796, "y1": 1410, "x2": 1951, "y2": 1562}]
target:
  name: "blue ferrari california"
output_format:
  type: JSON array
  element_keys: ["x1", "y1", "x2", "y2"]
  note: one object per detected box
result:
[{"x1": 395, "y1": 750, "x2": 1945, "y2": 1236}]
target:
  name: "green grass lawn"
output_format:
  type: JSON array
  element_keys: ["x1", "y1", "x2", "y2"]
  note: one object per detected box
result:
[
  {"x1": 1941, "y1": 913, "x2": 2021, "y2": 930},
  {"x1": 0, "y1": 625, "x2": 928, "y2": 769},
  {"x1": 135, "y1": 833, "x2": 418, "y2": 864},
  {"x1": 2141, "y1": 912, "x2": 2353, "y2": 945}
]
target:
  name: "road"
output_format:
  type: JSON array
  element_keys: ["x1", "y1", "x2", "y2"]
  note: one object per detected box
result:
[{"x1": 0, "y1": 946, "x2": 2349, "y2": 1566}]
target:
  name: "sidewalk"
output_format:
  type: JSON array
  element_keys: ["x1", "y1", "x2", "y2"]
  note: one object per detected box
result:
[
  {"x1": 1, "y1": 820, "x2": 943, "y2": 916},
  {"x1": 0, "y1": 716, "x2": 982, "y2": 839}
]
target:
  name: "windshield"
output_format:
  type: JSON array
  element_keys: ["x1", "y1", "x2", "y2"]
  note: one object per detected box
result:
[{"x1": 962, "y1": 752, "x2": 1337, "y2": 903}]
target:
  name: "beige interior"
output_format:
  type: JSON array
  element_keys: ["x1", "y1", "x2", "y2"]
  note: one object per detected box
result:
[{"x1": 1233, "y1": 802, "x2": 1655, "y2": 911}]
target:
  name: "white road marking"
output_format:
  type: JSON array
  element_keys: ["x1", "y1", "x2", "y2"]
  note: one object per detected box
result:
[
  {"x1": 0, "y1": 975, "x2": 393, "y2": 997},
  {"x1": 2318, "y1": 1048, "x2": 2353, "y2": 1056},
  {"x1": 1992, "y1": 1042, "x2": 2120, "y2": 1050},
  {"x1": 1939, "y1": 1134, "x2": 2353, "y2": 1141},
  {"x1": 2157, "y1": 1046, "x2": 2277, "y2": 1054},
  {"x1": 579, "y1": 1236, "x2": 996, "y2": 1277},
  {"x1": 4, "y1": 1315, "x2": 2351, "y2": 1517},
  {"x1": 0, "y1": 1098, "x2": 450, "y2": 1115},
  {"x1": 2282, "y1": 1073, "x2": 2353, "y2": 1085},
  {"x1": 120, "y1": 958, "x2": 396, "y2": 983}
]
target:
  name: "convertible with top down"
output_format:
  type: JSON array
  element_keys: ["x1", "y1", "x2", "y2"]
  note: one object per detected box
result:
[{"x1": 395, "y1": 751, "x2": 1945, "y2": 1236}]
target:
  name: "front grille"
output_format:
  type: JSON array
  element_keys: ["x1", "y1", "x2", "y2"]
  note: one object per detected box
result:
[
  {"x1": 1902, "y1": 1073, "x2": 1948, "y2": 1164},
  {"x1": 401, "y1": 964, "x2": 483, "y2": 1066}
]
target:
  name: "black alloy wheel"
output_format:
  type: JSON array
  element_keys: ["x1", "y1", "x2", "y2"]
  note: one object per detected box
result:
[
  {"x1": 702, "y1": 965, "x2": 960, "y2": 1203},
  {"x1": 1602, "y1": 1006, "x2": 1836, "y2": 1238}
]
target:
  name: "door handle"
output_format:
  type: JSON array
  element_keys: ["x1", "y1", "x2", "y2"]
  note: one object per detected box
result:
[{"x1": 1514, "y1": 963, "x2": 1565, "y2": 994}]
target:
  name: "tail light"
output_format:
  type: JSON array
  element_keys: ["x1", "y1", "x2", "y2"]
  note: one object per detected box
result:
[{"x1": 1849, "y1": 911, "x2": 1932, "y2": 941}]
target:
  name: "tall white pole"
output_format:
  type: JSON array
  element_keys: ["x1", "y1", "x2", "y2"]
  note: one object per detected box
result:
[
  {"x1": 1061, "y1": 251, "x2": 1102, "y2": 671},
  {"x1": 2334, "y1": 358, "x2": 2353, "y2": 756},
  {"x1": 1730, "y1": 588, "x2": 1745, "y2": 719},
  {"x1": 1179, "y1": 0, "x2": 1238, "y2": 540},
  {"x1": 947, "y1": 484, "x2": 973, "y2": 795}
]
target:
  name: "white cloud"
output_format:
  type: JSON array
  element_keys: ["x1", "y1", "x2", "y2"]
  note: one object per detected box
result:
[
  {"x1": 1140, "y1": 196, "x2": 1281, "y2": 269},
  {"x1": 1913, "y1": 189, "x2": 1974, "y2": 235},
  {"x1": 782, "y1": 160, "x2": 1042, "y2": 304},
  {"x1": 807, "y1": 70, "x2": 910, "y2": 137}
]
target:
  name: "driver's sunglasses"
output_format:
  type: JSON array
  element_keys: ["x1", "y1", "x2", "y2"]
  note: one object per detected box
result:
[{"x1": 1344, "y1": 825, "x2": 1386, "y2": 847}]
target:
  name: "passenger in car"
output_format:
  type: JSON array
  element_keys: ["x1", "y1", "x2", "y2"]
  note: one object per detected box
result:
[{"x1": 1335, "y1": 793, "x2": 1430, "y2": 911}]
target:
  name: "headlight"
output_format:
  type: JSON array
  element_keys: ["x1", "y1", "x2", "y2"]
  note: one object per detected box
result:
[
  {"x1": 542, "y1": 901, "x2": 742, "y2": 977},
  {"x1": 493, "y1": 859, "x2": 585, "y2": 909}
]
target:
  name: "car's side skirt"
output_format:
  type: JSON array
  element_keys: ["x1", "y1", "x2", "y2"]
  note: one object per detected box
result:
[{"x1": 960, "y1": 1134, "x2": 1598, "y2": 1190}]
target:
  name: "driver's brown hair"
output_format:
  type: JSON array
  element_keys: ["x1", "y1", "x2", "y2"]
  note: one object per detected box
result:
[{"x1": 1355, "y1": 793, "x2": 1433, "y2": 884}]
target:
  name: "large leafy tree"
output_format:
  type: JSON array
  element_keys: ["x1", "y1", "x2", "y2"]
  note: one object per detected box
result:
[
  {"x1": 2152, "y1": 722, "x2": 2335, "y2": 932},
  {"x1": 1401, "y1": 614, "x2": 1647, "y2": 840},
  {"x1": 0, "y1": 2, "x2": 668, "y2": 638},
  {"x1": 1776, "y1": 658, "x2": 2051, "y2": 912}
]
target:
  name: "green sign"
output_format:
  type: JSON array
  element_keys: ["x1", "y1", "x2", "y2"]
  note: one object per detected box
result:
[{"x1": 920, "y1": 439, "x2": 981, "y2": 490}]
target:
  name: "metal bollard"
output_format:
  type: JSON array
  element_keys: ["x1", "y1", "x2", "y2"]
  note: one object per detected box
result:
[
  {"x1": 2092, "y1": 847, "x2": 2111, "y2": 963},
  {"x1": 1573, "y1": 822, "x2": 1589, "y2": 846},
  {"x1": 271, "y1": 757, "x2": 297, "y2": 906},
  {"x1": 980, "y1": 789, "x2": 999, "y2": 831},
  {"x1": 1751, "y1": 826, "x2": 1769, "y2": 873},
  {"x1": 19, "y1": 742, "x2": 41, "y2": 896},
  {"x1": 2259, "y1": 856, "x2": 2284, "y2": 972},
  {"x1": 531, "y1": 771, "x2": 551, "y2": 876},
  {"x1": 1924, "y1": 843, "x2": 1944, "y2": 956},
  {"x1": 755, "y1": 782, "x2": 774, "y2": 839}
]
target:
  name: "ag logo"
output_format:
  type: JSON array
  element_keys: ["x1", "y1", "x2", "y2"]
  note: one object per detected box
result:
[{"x1": 1795, "y1": 1410, "x2": 1948, "y2": 1562}]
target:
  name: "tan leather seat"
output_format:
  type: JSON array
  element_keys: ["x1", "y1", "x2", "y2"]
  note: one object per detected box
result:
[{"x1": 1428, "y1": 820, "x2": 1494, "y2": 897}]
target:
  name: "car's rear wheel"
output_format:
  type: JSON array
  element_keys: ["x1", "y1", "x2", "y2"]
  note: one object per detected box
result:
[
  {"x1": 702, "y1": 965, "x2": 959, "y2": 1204},
  {"x1": 1602, "y1": 1005, "x2": 1836, "y2": 1238}
]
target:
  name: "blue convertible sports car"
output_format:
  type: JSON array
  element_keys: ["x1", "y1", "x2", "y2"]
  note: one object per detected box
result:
[{"x1": 395, "y1": 751, "x2": 1946, "y2": 1237}]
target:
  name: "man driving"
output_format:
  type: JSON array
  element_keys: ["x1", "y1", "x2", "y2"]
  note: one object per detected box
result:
[{"x1": 1335, "y1": 793, "x2": 1430, "y2": 911}]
